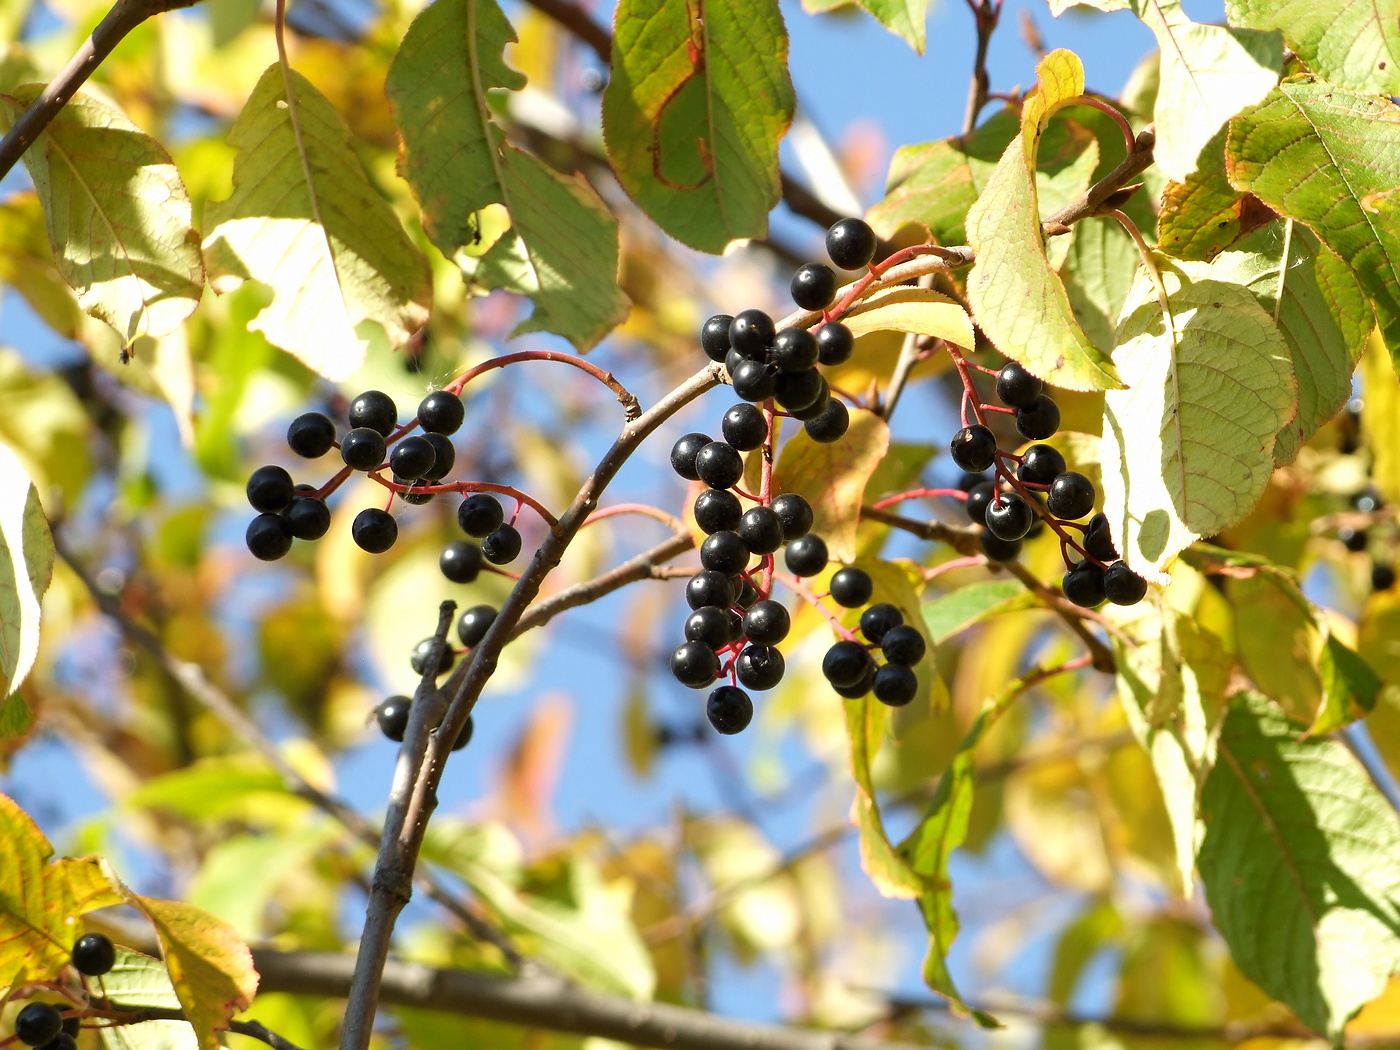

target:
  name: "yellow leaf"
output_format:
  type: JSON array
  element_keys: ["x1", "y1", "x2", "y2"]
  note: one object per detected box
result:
[
  {"x1": 773, "y1": 409, "x2": 890, "y2": 562},
  {"x1": 840, "y1": 286, "x2": 974, "y2": 348}
]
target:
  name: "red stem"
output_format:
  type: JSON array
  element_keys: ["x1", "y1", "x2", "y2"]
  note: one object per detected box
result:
[
  {"x1": 771, "y1": 571, "x2": 860, "y2": 642},
  {"x1": 370, "y1": 474, "x2": 559, "y2": 528},
  {"x1": 873, "y1": 488, "x2": 969, "y2": 510}
]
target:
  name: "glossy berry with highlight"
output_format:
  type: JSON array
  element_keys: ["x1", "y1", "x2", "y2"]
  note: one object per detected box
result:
[
  {"x1": 826, "y1": 217, "x2": 877, "y2": 270},
  {"x1": 860, "y1": 603, "x2": 903, "y2": 644},
  {"x1": 16, "y1": 1005, "x2": 62, "y2": 1047},
  {"x1": 1047, "y1": 472, "x2": 1096, "y2": 520},
  {"x1": 418, "y1": 390, "x2": 465, "y2": 435},
  {"x1": 685, "y1": 606, "x2": 732, "y2": 649},
  {"x1": 1103, "y1": 561, "x2": 1149, "y2": 606},
  {"x1": 775, "y1": 368, "x2": 825, "y2": 413},
  {"x1": 736, "y1": 644, "x2": 785, "y2": 690},
  {"x1": 700, "y1": 531, "x2": 749, "y2": 574},
  {"x1": 701, "y1": 314, "x2": 734, "y2": 361},
  {"x1": 458, "y1": 494, "x2": 505, "y2": 538},
  {"x1": 695, "y1": 442, "x2": 745, "y2": 489},
  {"x1": 282, "y1": 496, "x2": 330, "y2": 540},
  {"x1": 830, "y1": 567, "x2": 873, "y2": 608},
  {"x1": 694, "y1": 489, "x2": 743, "y2": 534},
  {"x1": 1015, "y1": 395, "x2": 1061, "y2": 441},
  {"x1": 376, "y1": 696, "x2": 411, "y2": 743},
  {"x1": 1017, "y1": 444, "x2": 1066, "y2": 486},
  {"x1": 732, "y1": 359, "x2": 780, "y2": 402},
  {"x1": 457, "y1": 605, "x2": 498, "y2": 648},
  {"x1": 949, "y1": 425, "x2": 997, "y2": 473},
  {"x1": 72, "y1": 932, "x2": 116, "y2": 976},
  {"x1": 985, "y1": 493, "x2": 1034, "y2": 541},
  {"x1": 341, "y1": 427, "x2": 386, "y2": 471},
  {"x1": 349, "y1": 390, "x2": 397, "y2": 436},
  {"x1": 791, "y1": 262, "x2": 838, "y2": 310},
  {"x1": 784, "y1": 534, "x2": 829, "y2": 577},
  {"x1": 707, "y1": 686, "x2": 753, "y2": 735},
  {"x1": 352, "y1": 509, "x2": 398, "y2": 553},
  {"x1": 995, "y1": 361, "x2": 1043, "y2": 408},
  {"x1": 729, "y1": 309, "x2": 776, "y2": 356},
  {"x1": 482, "y1": 524, "x2": 522, "y2": 564},
  {"x1": 687, "y1": 570, "x2": 735, "y2": 610},
  {"x1": 771, "y1": 328, "x2": 819, "y2": 371},
  {"x1": 873, "y1": 663, "x2": 918, "y2": 707},
  {"x1": 411, "y1": 637, "x2": 454, "y2": 678},
  {"x1": 247, "y1": 465, "x2": 294, "y2": 513},
  {"x1": 805, "y1": 399, "x2": 849, "y2": 443},
  {"x1": 670, "y1": 433, "x2": 711, "y2": 481},
  {"x1": 772, "y1": 493, "x2": 813, "y2": 539},
  {"x1": 1063, "y1": 560, "x2": 1106, "y2": 608},
  {"x1": 881, "y1": 625, "x2": 926, "y2": 666},
  {"x1": 743, "y1": 600, "x2": 790, "y2": 645},
  {"x1": 738, "y1": 507, "x2": 784, "y2": 554},
  {"x1": 722, "y1": 403, "x2": 767, "y2": 451},
  {"x1": 671, "y1": 641, "x2": 720, "y2": 688},
  {"x1": 965, "y1": 481, "x2": 996, "y2": 526},
  {"x1": 246, "y1": 514, "x2": 292, "y2": 561},
  {"x1": 390, "y1": 435, "x2": 437, "y2": 481},
  {"x1": 439, "y1": 540, "x2": 483, "y2": 584},
  {"x1": 823, "y1": 641, "x2": 872, "y2": 688},
  {"x1": 816, "y1": 321, "x2": 854, "y2": 365},
  {"x1": 288, "y1": 412, "x2": 336, "y2": 458}
]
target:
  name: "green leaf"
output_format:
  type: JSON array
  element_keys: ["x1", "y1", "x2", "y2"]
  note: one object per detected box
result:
[
  {"x1": 386, "y1": 0, "x2": 628, "y2": 350},
  {"x1": 773, "y1": 408, "x2": 889, "y2": 562},
  {"x1": 203, "y1": 63, "x2": 432, "y2": 381},
  {"x1": 0, "y1": 87, "x2": 204, "y2": 346},
  {"x1": 0, "y1": 443, "x2": 53, "y2": 710},
  {"x1": 0, "y1": 192, "x2": 82, "y2": 338},
  {"x1": 1310, "y1": 634, "x2": 1383, "y2": 737},
  {"x1": 840, "y1": 286, "x2": 973, "y2": 346},
  {"x1": 188, "y1": 824, "x2": 341, "y2": 939},
  {"x1": 851, "y1": 0, "x2": 933, "y2": 52},
  {"x1": 844, "y1": 687, "x2": 921, "y2": 900},
  {"x1": 1225, "y1": 0, "x2": 1400, "y2": 94},
  {"x1": 98, "y1": 947, "x2": 200, "y2": 1050},
  {"x1": 602, "y1": 0, "x2": 794, "y2": 253},
  {"x1": 965, "y1": 50, "x2": 1124, "y2": 392},
  {"x1": 1100, "y1": 256, "x2": 1297, "y2": 579},
  {"x1": 1132, "y1": 0, "x2": 1282, "y2": 181},
  {"x1": 1198, "y1": 692, "x2": 1400, "y2": 1038},
  {"x1": 921, "y1": 580, "x2": 1034, "y2": 644},
  {"x1": 125, "y1": 754, "x2": 295, "y2": 824},
  {"x1": 1061, "y1": 219, "x2": 1139, "y2": 354},
  {"x1": 0, "y1": 794, "x2": 123, "y2": 979},
  {"x1": 1158, "y1": 128, "x2": 1276, "y2": 262},
  {"x1": 1226, "y1": 79, "x2": 1400, "y2": 361}
]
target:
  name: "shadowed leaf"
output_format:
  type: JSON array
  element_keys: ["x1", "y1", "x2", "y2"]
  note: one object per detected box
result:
[{"x1": 774, "y1": 409, "x2": 889, "y2": 562}]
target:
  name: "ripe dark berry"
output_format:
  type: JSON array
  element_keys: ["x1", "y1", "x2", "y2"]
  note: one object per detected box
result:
[
  {"x1": 742, "y1": 600, "x2": 790, "y2": 645},
  {"x1": 949, "y1": 425, "x2": 998, "y2": 473},
  {"x1": 833, "y1": 661, "x2": 876, "y2": 698},
  {"x1": 420, "y1": 433, "x2": 456, "y2": 480},
  {"x1": 694, "y1": 489, "x2": 743, "y2": 534},
  {"x1": 701, "y1": 314, "x2": 734, "y2": 361},
  {"x1": 395, "y1": 476, "x2": 434, "y2": 504},
  {"x1": 734, "y1": 576, "x2": 760, "y2": 609},
  {"x1": 72, "y1": 932, "x2": 115, "y2": 976},
  {"x1": 738, "y1": 507, "x2": 784, "y2": 554},
  {"x1": 352, "y1": 508, "x2": 398, "y2": 553},
  {"x1": 687, "y1": 570, "x2": 735, "y2": 610},
  {"x1": 772, "y1": 493, "x2": 813, "y2": 539},
  {"x1": 771, "y1": 328, "x2": 819, "y2": 371},
  {"x1": 1374, "y1": 562, "x2": 1397, "y2": 592},
  {"x1": 731, "y1": 359, "x2": 779, "y2": 402},
  {"x1": 787, "y1": 378, "x2": 831, "y2": 421},
  {"x1": 1047, "y1": 472, "x2": 1096, "y2": 520},
  {"x1": 1063, "y1": 560, "x2": 1107, "y2": 608},
  {"x1": 791, "y1": 262, "x2": 838, "y2": 310},
  {"x1": 341, "y1": 427, "x2": 387, "y2": 471},
  {"x1": 873, "y1": 663, "x2": 918, "y2": 706},
  {"x1": 440, "y1": 540, "x2": 483, "y2": 584},
  {"x1": 722, "y1": 403, "x2": 767, "y2": 451},
  {"x1": 685, "y1": 606, "x2": 732, "y2": 649},
  {"x1": 826, "y1": 217, "x2": 877, "y2": 270},
  {"x1": 1084, "y1": 513, "x2": 1118, "y2": 562},
  {"x1": 784, "y1": 534, "x2": 829, "y2": 577},
  {"x1": 246, "y1": 514, "x2": 292, "y2": 561},
  {"x1": 816, "y1": 321, "x2": 854, "y2": 365},
  {"x1": 282, "y1": 497, "x2": 330, "y2": 540},
  {"x1": 457, "y1": 604, "x2": 498, "y2": 647},
  {"x1": 830, "y1": 566, "x2": 873, "y2": 607},
  {"x1": 774, "y1": 368, "x2": 825, "y2": 413},
  {"x1": 42, "y1": 1034, "x2": 77, "y2": 1050},
  {"x1": 247, "y1": 464, "x2": 294, "y2": 513},
  {"x1": 822, "y1": 640, "x2": 872, "y2": 688},
  {"x1": 482, "y1": 524, "x2": 522, "y2": 564},
  {"x1": 62, "y1": 1017, "x2": 80, "y2": 1037},
  {"x1": 1353, "y1": 487, "x2": 1384, "y2": 513},
  {"x1": 701, "y1": 531, "x2": 749, "y2": 574},
  {"x1": 1016, "y1": 395, "x2": 1061, "y2": 441},
  {"x1": 966, "y1": 481, "x2": 996, "y2": 526},
  {"x1": 349, "y1": 390, "x2": 398, "y2": 436},
  {"x1": 985, "y1": 493, "x2": 1034, "y2": 541},
  {"x1": 805, "y1": 399, "x2": 849, "y2": 443},
  {"x1": 376, "y1": 695, "x2": 411, "y2": 742},
  {"x1": 725, "y1": 348, "x2": 745, "y2": 378},
  {"x1": 1339, "y1": 525, "x2": 1370, "y2": 552},
  {"x1": 411, "y1": 637, "x2": 454, "y2": 678},
  {"x1": 451, "y1": 715, "x2": 475, "y2": 751},
  {"x1": 671, "y1": 640, "x2": 721, "y2": 688},
  {"x1": 670, "y1": 432, "x2": 712, "y2": 481},
  {"x1": 736, "y1": 644, "x2": 785, "y2": 690},
  {"x1": 730, "y1": 309, "x2": 776, "y2": 356},
  {"x1": 860, "y1": 603, "x2": 903, "y2": 644},
  {"x1": 389, "y1": 435, "x2": 437, "y2": 480},
  {"x1": 980, "y1": 530, "x2": 1022, "y2": 562},
  {"x1": 995, "y1": 361, "x2": 1043, "y2": 408},
  {"x1": 15, "y1": 1003, "x2": 63, "y2": 1047},
  {"x1": 707, "y1": 685, "x2": 753, "y2": 734},
  {"x1": 1017, "y1": 444, "x2": 1066, "y2": 486},
  {"x1": 695, "y1": 442, "x2": 745, "y2": 489},
  {"x1": 958, "y1": 471, "x2": 988, "y2": 492},
  {"x1": 458, "y1": 494, "x2": 504, "y2": 538},
  {"x1": 880, "y1": 624, "x2": 926, "y2": 665},
  {"x1": 418, "y1": 390, "x2": 465, "y2": 435},
  {"x1": 287, "y1": 412, "x2": 336, "y2": 458},
  {"x1": 1103, "y1": 561, "x2": 1149, "y2": 605}
]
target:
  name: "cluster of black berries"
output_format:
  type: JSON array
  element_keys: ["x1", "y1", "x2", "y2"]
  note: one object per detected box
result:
[
  {"x1": 820, "y1": 599, "x2": 926, "y2": 706},
  {"x1": 1336, "y1": 487, "x2": 1396, "y2": 593},
  {"x1": 10, "y1": 934, "x2": 116, "y2": 1049},
  {"x1": 950, "y1": 360, "x2": 1147, "y2": 608}
]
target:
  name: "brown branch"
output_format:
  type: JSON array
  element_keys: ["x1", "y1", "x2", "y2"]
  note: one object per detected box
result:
[
  {"x1": 1042, "y1": 125, "x2": 1156, "y2": 232},
  {"x1": 962, "y1": 0, "x2": 1002, "y2": 135},
  {"x1": 100, "y1": 1008, "x2": 308, "y2": 1050}
]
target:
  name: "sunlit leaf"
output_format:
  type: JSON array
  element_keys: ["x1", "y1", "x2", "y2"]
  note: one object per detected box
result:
[
  {"x1": 840, "y1": 286, "x2": 973, "y2": 346},
  {"x1": 97, "y1": 947, "x2": 201, "y2": 1050},
  {"x1": 602, "y1": 0, "x2": 794, "y2": 253},
  {"x1": 1310, "y1": 634, "x2": 1383, "y2": 737},
  {"x1": 851, "y1": 0, "x2": 933, "y2": 51},
  {"x1": 203, "y1": 63, "x2": 432, "y2": 380},
  {"x1": 1362, "y1": 330, "x2": 1400, "y2": 506},
  {"x1": 0, "y1": 444, "x2": 52, "y2": 717},
  {"x1": 0, "y1": 192, "x2": 82, "y2": 337},
  {"x1": 921, "y1": 580, "x2": 1034, "y2": 644},
  {"x1": 1061, "y1": 217, "x2": 1139, "y2": 354},
  {"x1": 1225, "y1": 0, "x2": 1400, "y2": 94},
  {"x1": 773, "y1": 409, "x2": 889, "y2": 562},
  {"x1": 1158, "y1": 128, "x2": 1276, "y2": 262}
]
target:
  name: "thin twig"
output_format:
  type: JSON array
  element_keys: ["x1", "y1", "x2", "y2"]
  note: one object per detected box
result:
[
  {"x1": 92, "y1": 1007, "x2": 308, "y2": 1050},
  {"x1": 961, "y1": 0, "x2": 1002, "y2": 135},
  {"x1": 1042, "y1": 125, "x2": 1156, "y2": 231}
]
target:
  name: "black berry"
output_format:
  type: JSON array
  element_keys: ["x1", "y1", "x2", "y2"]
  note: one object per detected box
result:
[
  {"x1": 736, "y1": 644, "x2": 785, "y2": 690},
  {"x1": 685, "y1": 606, "x2": 732, "y2": 649},
  {"x1": 823, "y1": 640, "x2": 872, "y2": 688},
  {"x1": 421, "y1": 433, "x2": 455, "y2": 479},
  {"x1": 790, "y1": 262, "x2": 838, "y2": 310},
  {"x1": 1063, "y1": 560, "x2": 1106, "y2": 607},
  {"x1": 687, "y1": 570, "x2": 735, "y2": 610},
  {"x1": 451, "y1": 715, "x2": 475, "y2": 751},
  {"x1": 1374, "y1": 562, "x2": 1397, "y2": 591},
  {"x1": 734, "y1": 576, "x2": 760, "y2": 609},
  {"x1": 949, "y1": 425, "x2": 997, "y2": 473},
  {"x1": 349, "y1": 390, "x2": 398, "y2": 436},
  {"x1": 352, "y1": 508, "x2": 398, "y2": 553},
  {"x1": 722, "y1": 403, "x2": 767, "y2": 451},
  {"x1": 1047, "y1": 472, "x2": 1096, "y2": 520},
  {"x1": 787, "y1": 378, "x2": 831, "y2": 421},
  {"x1": 774, "y1": 368, "x2": 825, "y2": 413},
  {"x1": 859, "y1": 603, "x2": 903, "y2": 644},
  {"x1": 389, "y1": 435, "x2": 436, "y2": 480},
  {"x1": 287, "y1": 412, "x2": 336, "y2": 458},
  {"x1": 985, "y1": 493, "x2": 1034, "y2": 541},
  {"x1": 880, "y1": 624, "x2": 926, "y2": 665},
  {"x1": 1339, "y1": 525, "x2": 1370, "y2": 552},
  {"x1": 966, "y1": 481, "x2": 996, "y2": 526},
  {"x1": 707, "y1": 685, "x2": 753, "y2": 734},
  {"x1": 816, "y1": 321, "x2": 854, "y2": 365},
  {"x1": 457, "y1": 604, "x2": 497, "y2": 647},
  {"x1": 730, "y1": 309, "x2": 776, "y2": 356},
  {"x1": 694, "y1": 489, "x2": 743, "y2": 534},
  {"x1": 833, "y1": 661, "x2": 877, "y2": 698},
  {"x1": 996, "y1": 361, "x2": 1043, "y2": 408},
  {"x1": 72, "y1": 932, "x2": 115, "y2": 976},
  {"x1": 15, "y1": 1004, "x2": 62, "y2": 1047},
  {"x1": 731, "y1": 359, "x2": 779, "y2": 402},
  {"x1": 830, "y1": 567, "x2": 873, "y2": 607},
  {"x1": 805, "y1": 399, "x2": 849, "y2": 443},
  {"x1": 411, "y1": 637, "x2": 454, "y2": 678},
  {"x1": 376, "y1": 696, "x2": 411, "y2": 742},
  {"x1": 247, "y1": 465, "x2": 294, "y2": 513},
  {"x1": 1017, "y1": 444, "x2": 1066, "y2": 486},
  {"x1": 395, "y1": 476, "x2": 434, "y2": 504},
  {"x1": 1016, "y1": 395, "x2": 1061, "y2": 441},
  {"x1": 1103, "y1": 561, "x2": 1149, "y2": 605},
  {"x1": 701, "y1": 314, "x2": 734, "y2": 361},
  {"x1": 826, "y1": 217, "x2": 877, "y2": 270},
  {"x1": 784, "y1": 534, "x2": 829, "y2": 576},
  {"x1": 482, "y1": 524, "x2": 522, "y2": 564},
  {"x1": 458, "y1": 494, "x2": 504, "y2": 538},
  {"x1": 695, "y1": 442, "x2": 745, "y2": 489},
  {"x1": 341, "y1": 427, "x2": 386, "y2": 471},
  {"x1": 771, "y1": 328, "x2": 819, "y2": 372},
  {"x1": 1084, "y1": 513, "x2": 1118, "y2": 562},
  {"x1": 725, "y1": 348, "x2": 746, "y2": 379},
  {"x1": 282, "y1": 496, "x2": 330, "y2": 540},
  {"x1": 701, "y1": 531, "x2": 750, "y2": 574},
  {"x1": 873, "y1": 663, "x2": 918, "y2": 706},
  {"x1": 980, "y1": 530, "x2": 1022, "y2": 562},
  {"x1": 738, "y1": 507, "x2": 784, "y2": 554},
  {"x1": 246, "y1": 514, "x2": 292, "y2": 561},
  {"x1": 44, "y1": 1034, "x2": 78, "y2": 1050},
  {"x1": 1353, "y1": 487, "x2": 1384, "y2": 513},
  {"x1": 742, "y1": 600, "x2": 790, "y2": 645},
  {"x1": 772, "y1": 493, "x2": 813, "y2": 539},
  {"x1": 440, "y1": 540, "x2": 483, "y2": 583},
  {"x1": 671, "y1": 641, "x2": 721, "y2": 688},
  {"x1": 671, "y1": 433, "x2": 712, "y2": 481},
  {"x1": 417, "y1": 390, "x2": 465, "y2": 435}
]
